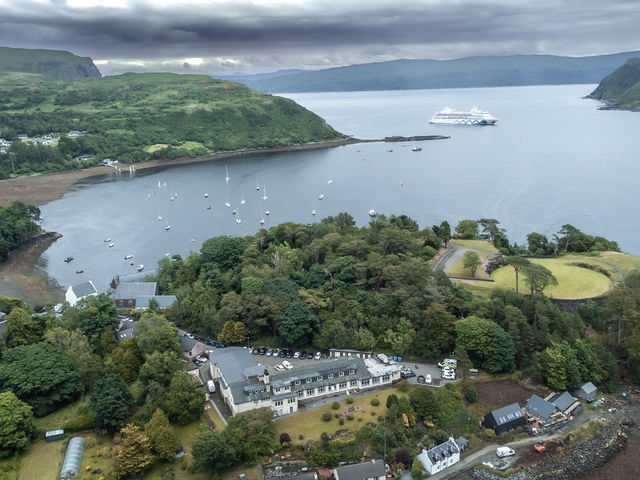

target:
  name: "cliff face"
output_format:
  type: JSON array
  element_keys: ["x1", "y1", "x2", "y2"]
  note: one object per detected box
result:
[
  {"x1": 588, "y1": 57, "x2": 640, "y2": 111},
  {"x1": 0, "y1": 47, "x2": 101, "y2": 81}
]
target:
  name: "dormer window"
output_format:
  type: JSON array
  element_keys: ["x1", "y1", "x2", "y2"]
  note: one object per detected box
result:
[
  {"x1": 349, "y1": 369, "x2": 355, "y2": 374},
  {"x1": 328, "y1": 374, "x2": 334, "y2": 379},
  {"x1": 316, "y1": 376, "x2": 322, "y2": 381},
  {"x1": 339, "y1": 371, "x2": 344, "y2": 377},
  {"x1": 295, "y1": 380, "x2": 301, "y2": 385},
  {"x1": 306, "y1": 378, "x2": 312, "y2": 383}
]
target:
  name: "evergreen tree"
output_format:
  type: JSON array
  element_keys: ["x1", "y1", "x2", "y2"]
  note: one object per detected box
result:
[
  {"x1": 91, "y1": 372, "x2": 134, "y2": 432},
  {"x1": 145, "y1": 409, "x2": 179, "y2": 462},
  {"x1": 0, "y1": 392, "x2": 34, "y2": 457},
  {"x1": 113, "y1": 423, "x2": 155, "y2": 479}
]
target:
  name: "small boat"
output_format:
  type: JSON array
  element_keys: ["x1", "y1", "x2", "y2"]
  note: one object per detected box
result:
[
  {"x1": 232, "y1": 209, "x2": 237, "y2": 215},
  {"x1": 206, "y1": 205, "x2": 212, "y2": 210},
  {"x1": 225, "y1": 166, "x2": 230, "y2": 183},
  {"x1": 256, "y1": 179, "x2": 260, "y2": 191},
  {"x1": 240, "y1": 198, "x2": 246, "y2": 205},
  {"x1": 158, "y1": 181, "x2": 161, "y2": 188},
  {"x1": 163, "y1": 181, "x2": 166, "y2": 187},
  {"x1": 108, "y1": 242, "x2": 115, "y2": 247},
  {"x1": 412, "y1": 147, "x2": 422, "y2": 152},
  {"x1": 225, "y1": 202, "x2": 231, "y2": 208},
  {"x1": 104, "y1": 237, "x2": 111, "y2": 242},
  {"x1": 157, "y1": 215, "x2": 163, "y2": 221},
  {"x1": 263, "y1": 185, "x2": 267, "y2": 201},
  {"x1": 236, "y1": 218, "x2": 242, "y2": 224},
  {"x1": 125, "y1": 255, "x2": 133, "y2": 260},
  {"x1": 327, "y1": 179, "x2": 333, "y2": 184},
  {"x1": 400, "y1": 179, "x2": 404, "y2": 186},
  {"x1": 137, "y1": 264, "x2": 144, "y2": 272},
  {"x1": 165, "y1": 225, "x2": 171, "y2": 230},
  {"x1": 369, "y1": 209, "x2": 377, "y2": 217},
  {"x1": 75, "y1": 270, "x2": 84, "y2": 274},
  {"x1": 191, "y1": 238, "x2": 195, "y2": 242},
  {"x1": 265, "y1": 210, "x2": 270, "y2": 215},
  {"x1": 318, "y1": 194, "x2": 324, "y2": 200},
  {"x1": 170, "y1": 196, "x2": 175, "y2": 201},
  {"x1": 260, "y1": 218, "x2": 265, "y2": 225},
  {"x1": 130, "y1": 260, "x2": 134, "y2": 265},
  {"x1": 64, "y1": 256, "x2": 74, "y2": 263},
  {"x1": 312, "y1": 209, "x2": 316, "y2": 216},
  {"x1": 204, "y1": 193, "x2": 208, "y2": 198}
]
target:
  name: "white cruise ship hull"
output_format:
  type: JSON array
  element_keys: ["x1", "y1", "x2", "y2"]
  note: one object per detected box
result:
[{"x1": 429, "y1": 107, "x2": 498, "y2": 126}]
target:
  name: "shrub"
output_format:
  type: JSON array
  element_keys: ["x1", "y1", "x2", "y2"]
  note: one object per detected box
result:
[
  {"x1": 463, "y1": 384, "x2": 478, "y2": 403},
  {"x1": 411, "y1": 460, "x2": 426, "y2": 480},
  {"x1": 370, "y1": 398, "x2": 380, "y2": 406},
  {"x1": 334, "y1": 413, "x2": 340, "y2": 419},
  {"x1": 397, "y1": 380, "x2": 411, "y2": 392},
  {"x1": 346, "y1": 414, "x2": 354, "y2": 421},
  {"x1": 62, "y1": 413, "x2": 94, "y2": 432},
  {"x1": 279, "y1": 433, "x2": 291, "y2": 444},
  {"x1": 483, "y1": 428, "x2": 496, "y2": 439},
  {"x1": 322, "y1": 411, "x2": 333, "y2": 422},
  {"x1": 339, "y1": 418, "x2": 344, "y2": 425},
  {"x1": 345, "y1": 397, "x2": 354, "y2": 404},
  {"x1": 371, "y1": 411, "x2": 376, "y2": 416},
  {"x1": 298, "y1": 434, "x2": 304, "y2": 440},
  {"x1": 331, "y1": 401, "x2": 340, "y2": 410}
]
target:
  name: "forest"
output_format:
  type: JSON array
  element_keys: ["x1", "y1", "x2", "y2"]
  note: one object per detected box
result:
[{"x1": 0, "y1": 201, "x2": 41, "y2": 261}]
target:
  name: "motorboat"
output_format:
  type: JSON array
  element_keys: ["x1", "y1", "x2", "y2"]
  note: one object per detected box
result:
[
  {"x1": 125, "y1": 255, "x2": 133, "y2": 260},
  {"x1": 240, "y1": 198, "x2": 246, "y2": 205},
  {"x1": 412, "y1": 147, "x2": 422, "y2": 152},
  {"x1": 108, "y1": 242, "x2": 115, "y2": 247},
  {"x1": 265, "y1": 210, "x2": 270, "y2": 215},
  {"x1": 204, "y1": 193, "x2": 208, "y2": 198},
  {"x1": 263, "y1": 185, "x2": 268, "y2": 201},
  {"x1": 318, "y1": 194, "x2": 324, "y2": 200},
  {"x1": 232, "y1": 209, "x2": 237, "y2": 215},
  {"x1": 165, "y1": 225, "x2": 171, "y2": 230},
  {"x1": 75, "y1": 269, "x2": 84, "y2": 274},
  {"x1": 157, "y1": 215, "x2": 163, "y2": 221},
  {"x1": 104, "y1": 237, "x2": 111, "y2": 242},
  {"x1": 225, "y1": 202, "x2": 231, "y2": 208},
  {"x1": 137, "y1": 264, "x2": 144, "y2": 272},
  {"x1": 260, "y1": 219, "x2": 265, "y2": 225},
  {"x1": 64, "y1": 256, "x2": 74, "y2": 263},
  {"x1": 369, "y1": 209, "x2": 377, "y2": 217},
  {"x1": 225, "y1": 166, "x2": 230, "y2": 183},
  {"x1": 236, "y1": 218, "x2": 242, "y2": 224}
]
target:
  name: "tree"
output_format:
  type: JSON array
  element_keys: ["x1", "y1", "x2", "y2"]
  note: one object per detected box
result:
[
  {"x1": 162, "y1": 370, "x2": 205, "y2": 425},
  {"x1": 455, "y1": 316, "x2": 516, "y2": 374},
  {"x1": 200, "y1": 236, "x2": 248, "y2": 272},
  {"x1": 278, "y1": 301, "x2": 316, "y2": 346},
  {"x1": 409, "y1": 388, "x2": 438, "y2": 421},
  {"x1": 478, "y1": 218, "x2": 502, "y2": 244},
  {"x1": 91, "y1": 372, "x2": 134, "y2": 432},
  {"x1": 192, "y1": 431, "x2": 237, "y2": 473},
  {"x1": 218, "y1": 321, "x2": 250, "y2": 345},
  {"x1": 5, "y1": 307, "x2": 42, "y2": 347},
  {"x1": 463, "y1": 251, "x2": 481, "y2": 277},
  {"x1": 522, "y1": 264, "x2": 558, "y2": 300},
  {"x1": 139, "y1": 350, "x2": 182, "y2": 387},
  {"x1": 504, "y1": 256, "x2": 531, "y2": 294},
  {"x1": 355, "y1": 327, "x2": 377, "y2": 351},
  {"x1": 113, "y1": 423, "x2": 155, "y2": 479},
  {"x1": 0, "y1": 392, "x2": 34, "y2": 458},
  {"x1": 108, "y1": 339, "x2": 144, "y2": 383},
  {"x1": 454, "y1": 220, "x2": 478, "y2": 239},
  {"x1": 225, "y1": 408, "x2": 275, "y2": 464},
  {"x1": 434, "y1": 221, "x2": 452, "y2": 247},
  {"x1": 62, "y1": 294, "x2": 118, "y2": 346},
  {"x1": 134, "y1": 313, "x2": 182, "y2": 356},
  {"x1": 527, "y1": 232, "x2": 553, "y2": 256},
  {"x1": 315, "y1": 317, "x2": 349, "y2": 350},
  {"x1": 0, "y1": 342, "x2": 81, "y2": 416},
  {"x1": 279, "y1": 432, "x2": 291, "y2": 444},
  {"x1": 145, "y1": 409, "x2": 179, "y2": 462}
]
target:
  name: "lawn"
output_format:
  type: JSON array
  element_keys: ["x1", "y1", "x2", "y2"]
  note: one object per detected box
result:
[
  {"x1": 447, "y1": 253, "x2": 491, "y2": 280},
  {"x1": 13, "y1": 438, "x2": 66, "y2": 480},
  {"x1": 274, "y1": 388, "x2": 408, "y2": 445},
  {"x1": 33, "y1": 399, "x2": 88, "y2": 434},
  {"x1": 450, "y1": 239, "x2": 498, "y2": 253},
  {"x1": 488, "y1": 258, "x2": 613, "y2": 299},
  {"x1": 592, "y1": 251, "x2": 640, "y2": 275}
]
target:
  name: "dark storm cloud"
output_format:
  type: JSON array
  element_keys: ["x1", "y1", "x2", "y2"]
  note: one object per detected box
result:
[{"x1": 1, "y1": 0, "x2": 639, "y2": 74}]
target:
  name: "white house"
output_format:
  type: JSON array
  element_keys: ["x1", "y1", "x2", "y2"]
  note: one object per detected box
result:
[
  {"x1": 65, "y1": 281, "x2": 98, "y2": 306},
  {"x1": 416, "y1": 437, "x2": 461, "y2": 475}
]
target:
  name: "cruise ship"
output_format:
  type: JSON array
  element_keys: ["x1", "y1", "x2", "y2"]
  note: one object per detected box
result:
[{"x1": 429, "y1": 107, "x2": 498, "y2": 125}]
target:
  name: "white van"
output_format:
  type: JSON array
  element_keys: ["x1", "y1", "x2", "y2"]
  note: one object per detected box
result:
[
  {"x1": 496, "y1": 447, "x2": 515, "y2": 458},
  {"x1": 206, "y1": 380, "x2": 216, "y2": 393}
]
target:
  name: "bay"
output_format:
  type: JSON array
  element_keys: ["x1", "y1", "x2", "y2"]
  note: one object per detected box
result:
[{"x1": 39, "y1": 84, "x2": 640, "y2": 291}]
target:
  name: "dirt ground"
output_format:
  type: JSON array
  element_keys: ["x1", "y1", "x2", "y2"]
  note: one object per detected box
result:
[
  {"x1": 475, "y1": 381, "x2": 542, "y2": 409},
  {"x1": 582, "y1": 416, "x2": 640, "y2": 480}
]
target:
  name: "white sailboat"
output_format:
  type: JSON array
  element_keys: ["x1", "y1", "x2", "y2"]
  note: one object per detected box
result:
[
  {"x1": 225, "y1": 166, "x2": 230, "y2": 183},
  {"x1": 256, "y1": 179, "x2": 260, "y2": 191},
  {"x1": 225, "y1": 201, "x2": 231, "y2": 208},
  {"x1": 265, "y1": 210, "x2": 270, "y2": 215},
  {"x1": 236, "y1": 217, "x2": 242, "y2": 224},
  {"x1": 260, "y1": 218, "x2": 265, "y2": 225},
  {"x1": 318, "y1": 194, "x2": 324, "y2": 200},
  {"x1": 369, "y1": 209, "x2": 377, "y2": 217},
  {"x1": 263, "y1": 185, "x2": 268, "y2": 201}
]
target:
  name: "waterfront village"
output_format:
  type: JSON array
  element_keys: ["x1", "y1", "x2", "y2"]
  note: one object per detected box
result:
[{"x1": 10, "y1": 271, "x2": 607, "y2": 480}]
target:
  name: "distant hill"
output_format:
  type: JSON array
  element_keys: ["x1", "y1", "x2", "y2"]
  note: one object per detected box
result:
[
  {"x1": 239, "y1": 52, "x2": 640, "y2": 93},
  {"x1": 0, "y1": 46, "x2": 101, "y2": 82},
  {"x1": 588, "y1": 58, "x2": 640, "y2": 111},
  {"x1": 0, "y1": 72, "x2": 344, "y2": 176}
]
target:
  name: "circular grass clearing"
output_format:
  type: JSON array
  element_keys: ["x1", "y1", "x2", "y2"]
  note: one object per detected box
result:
[{"x1": 491, "y1": 258, "x2": 613, "y2": 299}]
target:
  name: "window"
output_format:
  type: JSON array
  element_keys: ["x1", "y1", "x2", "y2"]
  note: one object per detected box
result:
[
  {"x1": 306, "y1": 378, "x2": 312, "y2": 383},
  {"x1": 339, "y1": 382, "x2": 347, "y2": 389},
  {"x1": 307, "y1": 389, "x2": 314, "y2": 396},
  {"x1": 298, "y1": 391, "x2": 304, "y2": 397},
  {"x1": 361, "y1": 379, "x2": 370, "y2": 386},
  {"x1": 349, "y1": 369, "x2": 355, "y2": 374},
  {"x1": 275, "y1": 388, "x2": 280, "y2": 393},
  {"x1": 317, "y1": 376, "x2": 322, "y2": 381},
  {"x1": 318, "y1": 387, "x2": 325, "y2": 393},
  {"x1": 288, "y1": 398, "x2": 296, "y2": 404},
  {"x1": 339, "y1": 371, "x2": 344, "y2": 377},
  {"x1": 295, "y1": 380, "x2": 301, "y2": 385},
  {"x1": 382, "y1": 374, "x2": 390, "y2": 382},
  {"x1": 274, "y1": 400, "x2": 283, "y2": 407},
  {"x1": 350, "y1": 380, "x2": 358, "y2": 387},
  {"x1": 372, "y1": 377, "x2": 380, "y2": 384},
  {"x1": 328, "y1": 374, "x2": 334, "y2": 379}
]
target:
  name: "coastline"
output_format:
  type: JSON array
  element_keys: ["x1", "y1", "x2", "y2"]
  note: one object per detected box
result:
[{"x1": 0, "y1": 137, "x2": 360, "y2": 207}]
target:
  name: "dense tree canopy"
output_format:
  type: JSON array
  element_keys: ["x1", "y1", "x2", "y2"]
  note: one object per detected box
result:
[
  {"x1": 0, "y1": 392, "x2": 34, "y2": 458},
  {"x1": 0, "y1": 202, "x2": 41, "y2": 261},
  {"x1": 91, "y1": 372, "x2": 134, "y2": 432}
]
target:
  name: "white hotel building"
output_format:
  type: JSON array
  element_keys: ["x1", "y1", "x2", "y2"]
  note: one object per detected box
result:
[{"x1": 208, "y1": 347, "x2": 401, "y2": 416}]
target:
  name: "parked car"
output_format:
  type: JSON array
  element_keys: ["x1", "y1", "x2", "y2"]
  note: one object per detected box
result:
[
  {"x1": 314, "y1": 351, "x2": 322, "y2": 360},
  {"x1": 417, "y1": 375, "x2": 425, "y2": 384},
  {"x1": 278, "y1": 350, "x2": 286, "y2": 358},
  {"x1": 252, "y1": 348, "x2": 259, "y2": 355},
  {"x1": 300, "y1": 350, "x2": 307, "y2": 358},
  {"x1": 307, "y1": 352, "x2": 314, "y2": 359},
  {"x1": 184, "y1": 333, "x2": 195, "y2": 338},
  {"x1": 274, "y1": 364, "x2": 285, "y2": 372},
  {"x1": 321, "y1": 353, "x2": 328, "y2": 359},
  {"x1": 401, "y1": 370, "x2": 416, "y2": 378},
  {"x1": 496, "y1": 447, "x2": 515, "y2": 458},
  {"x1": 216, "y1": 343, "x2": 226, "y2": 348},
  {"x1": 206, "y1": 340, "x2": 217, "y2": 347},
  {"x1": 259, "y1": 347, "x2": 266, "y2": 355},
  {"x1": 266, "y1": 349, "x2": 273, "y2": 356},
  {"x1": 282, "y1": 360, "x2": 293, "y2": 369},
  {"x1": 286, "y1": 351, "x2": 293, "y2": 358},
  {"x1": 438, "y1": 358, "x2": 457, "y2": 368},
  {"x1": 294, "y1": 351, "x2": 301, "y2": 359}
]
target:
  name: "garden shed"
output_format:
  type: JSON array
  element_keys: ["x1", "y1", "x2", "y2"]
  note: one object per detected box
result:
[
  {"x1": 60, "y1": 437, "x2": 85, "y2": 479},
  {"x1": 482, "y1": 402, "x2": 525, "y2": 435},
  {"x1": 574, "y1": 381, "x2": 597, "y2": 401}
]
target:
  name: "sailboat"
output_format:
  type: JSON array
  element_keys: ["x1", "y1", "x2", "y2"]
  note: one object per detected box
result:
[
  {"x1": 318, "y1": 194, "x2": 324, "y2": 200},
  {"x1": 400, "y1": 179, "x2": 404, "y2": 186},
  {"x1": 236, "y1": 217, "x2": 242, "y2": 224},
  {"x1": 312, "y1": 200, "x2": 317, "y2": 216},
  {"x1": 327, "y1": 178, "x2": 333, "y2": 184},
  {"x1": 256, "y1": 179, "x2": 260, "y2": 191},
  {"x1": 260, "y1": 218, "x2": 265, "y2": 225},
  {"x1": 263, "y1": 185, "x2": 268, "y2": 201},
  {"x1": 225, "y1": 166, "x2": 230, "y2": 183},
  {"x1": 225, "y1": 201, "x2": 231, "y2": 208},
  {"x1": 240, "y1": 198, "x2": 246, "y2": 206}
]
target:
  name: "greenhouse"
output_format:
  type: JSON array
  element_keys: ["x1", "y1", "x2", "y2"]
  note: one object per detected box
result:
[{"x1": 60, "y1": 437, "x2": 85, "y2": 479}]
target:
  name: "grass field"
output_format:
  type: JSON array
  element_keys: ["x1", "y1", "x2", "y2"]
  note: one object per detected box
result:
[
  {"x1": 447, "y1": 253, "x2": 491, "y2": 279},
  {"x1": 274, "y1": 388, "x2": 407, "y2": 445},
  {"x1": 450, "y1": 239, "x2": 498, "y2": 253},
  {"x1": 488, "y1": 258, "x2": 613, "y2": 299},
  {"x1": 33, "y1": 399, "x2": 87, "y2": 434}
]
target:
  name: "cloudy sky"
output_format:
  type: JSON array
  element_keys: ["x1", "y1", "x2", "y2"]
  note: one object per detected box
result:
[{"x1": 1, "y1": 0, "x2": 639, "y2": 76}]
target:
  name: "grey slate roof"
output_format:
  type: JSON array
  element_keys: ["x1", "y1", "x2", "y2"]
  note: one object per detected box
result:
[
  {"x1": 552, "y1": 391, "x2": 577, "y2": 412},
  {"x1": 270, "y1": 357, "x2": 370, "y2": 389},
  {"x1": 210, "y1": 347, "x2": 263, "y2": 385},
  {"x1": 72, "y1": 281, "x2": 97, "y2": 298},
  {"x1": 526, "y1": 394, "x2": 557, "y2": 420},
  {"x1": 425, "y1": 438, "x2": 460, "y2": 465},
  {"x1": 135, "y1": 295, "x2": 177, "y2": 310},
  {"x1": 575, "y1": 382, "x2": 597, "y2": 399},
  {"x1": 489, "y1": 402, "x2": 525, "y2": 427},
  {"x1": 455, "y1": 437, "x2": 469, "y2": 451},
  {"x1": 181, "y1": 336, "x2": 199, "y2": 352},
  {"x1": 335, "y1": 460, "x2": 386, "y2": 480},
  {"x1": 114, "y1": 282, "x2": 157, "y2": 299}
]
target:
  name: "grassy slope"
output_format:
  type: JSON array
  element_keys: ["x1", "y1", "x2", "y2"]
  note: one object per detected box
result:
[
  {"x1": 589, "y1": 58, "x2": 640, "y2": 109},
  {"x1": 0, "y1": 72, "x2": 345, "y2": 164},
  {"x1": 0, "y1": 46, "x2": 100, "y2": 82}
]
